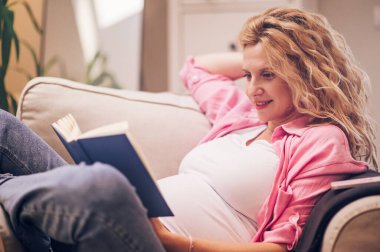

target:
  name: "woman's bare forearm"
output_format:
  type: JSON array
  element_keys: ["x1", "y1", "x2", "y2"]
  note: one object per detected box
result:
[
  {"x1": 194, "y1": 52, "x2": 245, "y2": 80},
  {"x1": 151, "y1": 217, "x2": 287, "y2": 252},
  {"x1": 158, "y1": 231, "x2": 286, "y2": 252},
  {"x1": 188, "y1": 238, "x2": 287, "y2": 252}
]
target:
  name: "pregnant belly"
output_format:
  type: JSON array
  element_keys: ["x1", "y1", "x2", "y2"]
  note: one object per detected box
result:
[{"x1": 157, "y1": 174, "x2": 257, "y2": 242}]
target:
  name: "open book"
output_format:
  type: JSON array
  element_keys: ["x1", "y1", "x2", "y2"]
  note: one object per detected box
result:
[{"x1": 52, "y1": 114, "x2": 173, "y2": 218}]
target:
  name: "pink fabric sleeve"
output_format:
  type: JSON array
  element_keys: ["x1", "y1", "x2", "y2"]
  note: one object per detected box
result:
[
  {"x1": 259, "y1": 126, "x2": 367, "y2": 250},
  {"x1": 179, "y1": 56, "x2": 248, "y2": 125},
  {"x1": 262, "y1": 173, "x2": 343, "y2": 250}
]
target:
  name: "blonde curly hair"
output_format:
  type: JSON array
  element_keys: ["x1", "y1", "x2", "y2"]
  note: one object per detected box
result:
[{"x1": 239, "y1": 7, "x2": 377, "y2": 168}]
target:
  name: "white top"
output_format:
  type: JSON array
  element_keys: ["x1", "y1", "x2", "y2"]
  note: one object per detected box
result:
[{"x1": 158, "y1": 125, "x2": 279, "y2": 242}]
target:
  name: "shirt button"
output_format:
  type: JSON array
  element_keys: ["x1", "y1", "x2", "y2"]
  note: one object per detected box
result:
[
  {"x1": 190, "y1": 75, "x2": 199, "y2": 84},
  {"x1": 290, "y1": 215, "x2": 298, "y2": 223}
]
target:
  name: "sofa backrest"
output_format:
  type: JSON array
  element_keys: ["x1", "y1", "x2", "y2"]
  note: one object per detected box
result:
[{"x1": 17, "y1": 77, "x2": 211, "y2": 179}]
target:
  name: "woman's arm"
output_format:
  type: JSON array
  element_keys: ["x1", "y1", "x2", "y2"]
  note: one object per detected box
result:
[
  {"x1": 194, "y1": 52, "x2": 245, "y2": 80},
  {"x1": 180, "y1": 53, "x2": 250, "y2": 126},
  {"x1": 151, "y1": 219, "x2": 287, "y2": 252}
]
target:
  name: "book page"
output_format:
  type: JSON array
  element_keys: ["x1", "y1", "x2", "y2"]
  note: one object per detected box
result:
[
  {"x1": 52, "y1": 114, "x2": 129, "y2": 141},
  {"x1": 79, "y1": 121, "x2": 129, "y2": 139},
  {"x1": 51, "y1": 114, "x2": 82, "y2": 142}
]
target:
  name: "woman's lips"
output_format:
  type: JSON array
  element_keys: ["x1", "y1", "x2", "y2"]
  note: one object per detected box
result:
[{"x1": 255, "y1": 100, "x2": 273, "y2": 110}]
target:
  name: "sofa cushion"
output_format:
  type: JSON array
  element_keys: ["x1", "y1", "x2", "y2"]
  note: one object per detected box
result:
[{"x1": 17, "y1": 77, "x2": 211, "y2": 179}]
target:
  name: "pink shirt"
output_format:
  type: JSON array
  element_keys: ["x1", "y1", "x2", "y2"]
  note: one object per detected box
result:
[{"x1": 180, "y1": 56, "x2": 368, "y2": 250}]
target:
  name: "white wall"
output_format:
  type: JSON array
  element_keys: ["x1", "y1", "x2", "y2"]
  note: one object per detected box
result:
[
  {"x1": 44, "y1": 1, "x2": 143, "y2": 89},
  {"x1": 98, "y1": 12, "x2": 143, "y2": 90},
  {"x1": 319, "y1": 0, "x2": 380, "y2": 163}
]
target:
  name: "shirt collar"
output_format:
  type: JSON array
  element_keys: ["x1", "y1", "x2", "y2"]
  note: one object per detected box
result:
[{"x1": 274, "y1": 116, "x2": 311, "y2": 137}]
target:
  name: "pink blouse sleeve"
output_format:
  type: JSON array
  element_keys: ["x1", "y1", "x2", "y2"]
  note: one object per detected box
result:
[
  {"x1": 261, "y1": 173, "x2": 343, "y2": 250},
  {"x1": 179, "y1": 56, "x2": 248, "y2": 125}
]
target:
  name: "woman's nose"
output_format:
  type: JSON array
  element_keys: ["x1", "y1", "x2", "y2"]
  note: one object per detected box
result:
[{"x1": 246, "y1": 80, "x2": 263, "y2": 97}]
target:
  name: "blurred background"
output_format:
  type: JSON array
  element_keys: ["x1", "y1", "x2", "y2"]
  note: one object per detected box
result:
[{"x1": 2, "y1": 0, "x2": 380, "y2": 154}]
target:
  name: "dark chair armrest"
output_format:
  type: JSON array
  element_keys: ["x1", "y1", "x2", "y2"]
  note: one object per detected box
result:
[{"x1": 295, "y1": 169, "x2": 380, "y2": 252}]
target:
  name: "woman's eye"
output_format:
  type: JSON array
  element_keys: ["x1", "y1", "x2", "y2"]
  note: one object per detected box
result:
[
  {"x1": 244, "y1": 72, "x2": 252, "y2": 80},
  {"x1": 262, "y1": 72, "x2": 275, "y2": 79}
]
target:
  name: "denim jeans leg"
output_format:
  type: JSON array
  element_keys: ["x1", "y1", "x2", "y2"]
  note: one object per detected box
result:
[
  {"x1": 0, "y1": 163, "x2": 165, "y2": 252},
  {"x1": 0, "y1": 109, "x2": 67, "y2": 249},
  {"x1": 0, "y1": 109, "x2": 67, "y2": 178}
]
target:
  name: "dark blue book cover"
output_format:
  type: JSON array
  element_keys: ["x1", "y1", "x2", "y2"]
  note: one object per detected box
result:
[
  {"x1": 52, "y1": 118, "x2": 173, "y2": 218},
  {"x1": 52, "y1": 127, "x2": 91, "y2": 164}
]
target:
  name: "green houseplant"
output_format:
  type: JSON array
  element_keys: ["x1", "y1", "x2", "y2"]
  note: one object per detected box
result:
[
  {"x1": 86, "y1": 51, "x2": 120, "y2": 89},
  {"x1": 0, "y1": 0, "x2": 42, "y2": 113},
  {"x1": 2, "y1": 1, "x2": 118, "y2": 113},
  {"x1": 0, "y1": 0, "x2": 19, "y2": 112}
]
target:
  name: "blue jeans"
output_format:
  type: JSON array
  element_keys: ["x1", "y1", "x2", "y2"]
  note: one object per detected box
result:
[{"x1": 0, "y1": 110, "x2": 165, "y2": 252}]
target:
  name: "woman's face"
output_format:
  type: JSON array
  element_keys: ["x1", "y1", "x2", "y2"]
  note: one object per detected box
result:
[{"x1": 243, "y1": 43, "x2": 301, "y2": 129}]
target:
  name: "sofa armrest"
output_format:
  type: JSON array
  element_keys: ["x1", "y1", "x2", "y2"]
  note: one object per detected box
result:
[
  {"x1": 321, "y1": 195, "x2": 380, "y2": 252},
  {"x1": 17, "y1": 77, "x2": 211, "y2": 179},
  {"x1": 295, "y1": 170, "x2": 380, "y2": 252}
]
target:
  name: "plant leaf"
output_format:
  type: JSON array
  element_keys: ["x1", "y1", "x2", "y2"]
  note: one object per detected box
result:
[
  {"x1": 91, "y1": 72, "x2": 120, "y2": 89},
  {"x1": 7, "y1": 0, "x2": 42, "y2": 35},
  {"x1": 7, "y1": 0, "x2": 18, "y2": 8},
  {"x1": 91, "y1": 72, "x2": 110, "y2": 86},
  {"x1": 21, "y1": 1, "x2": 42, "y2": 35},
  {"x1": 3, "y1": 0, "x2": 20, "y2": 60},
  {"x1": 86, "y1": 51, "x2": 101, "y2": 82},
  {"x1": 11, "y1": 25, "x2": 19, "y2": 60},
  {"x1": 43, "y1": 55, "x2": 60, "y2": 75},
  {"x1": 20, "y1": 39, "x2": 41, "y2": 76},
  {"x1": 0, "y1": 8, "x2": 14, "y2": 79},
  {"x1": 0, "y1": 4, "x2": 4, "y2": 39},
  {"x1": 8, "y1": 92, "x2": 18, "y2": 115},
  {"x1": 0, "y1": 79, "x2": 9, "y2": 111},
  {"x1": 10, "y1": 65, "x2": 33, "y2": 80}
]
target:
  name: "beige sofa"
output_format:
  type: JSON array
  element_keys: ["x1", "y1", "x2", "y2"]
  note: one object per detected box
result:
[{"x1": 0, "y1": 77, "x2": 379, "y2": 251}]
